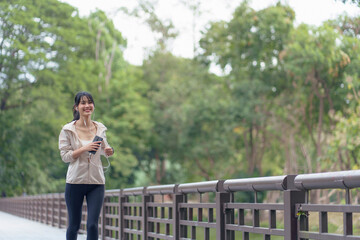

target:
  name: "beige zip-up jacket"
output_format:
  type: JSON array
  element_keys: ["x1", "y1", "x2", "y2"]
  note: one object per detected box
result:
[{"x1": 58, "y1": 120, "x2": 111, "y2": 184}]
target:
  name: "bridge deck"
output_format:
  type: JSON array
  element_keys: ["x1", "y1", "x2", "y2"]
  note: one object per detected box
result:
[{"x1": 0, "y1": 211, "x2": 86, "y2": 240}]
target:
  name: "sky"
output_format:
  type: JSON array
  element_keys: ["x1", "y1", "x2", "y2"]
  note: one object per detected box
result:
[{"x1": 59, "y1": 0, "x2": 360, "y2": 66}]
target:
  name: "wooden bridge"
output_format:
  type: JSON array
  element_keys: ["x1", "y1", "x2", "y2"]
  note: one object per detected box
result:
[{"x1": 1, "y1": 170, "x2": 360, "y2": 240}]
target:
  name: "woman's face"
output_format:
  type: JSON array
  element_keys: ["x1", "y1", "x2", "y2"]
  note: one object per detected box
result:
[{"x1": 77, "y1": 96, "x2": 94, "y2": 117}]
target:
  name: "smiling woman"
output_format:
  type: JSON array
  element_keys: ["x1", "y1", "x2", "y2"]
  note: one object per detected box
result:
[
  {"x1": 72, "y1": 91, "x2": 96, "y2": 122},
  {"x1": 58, "y1": 91, "x2": 114, "y2": 240}
]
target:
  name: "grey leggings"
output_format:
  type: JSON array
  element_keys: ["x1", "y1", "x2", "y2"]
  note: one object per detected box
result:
[{"x1": 65, "y1": 183, "x2": 105, "y2": 240}]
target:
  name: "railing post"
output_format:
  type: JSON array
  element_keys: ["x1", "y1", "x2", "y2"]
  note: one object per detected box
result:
[
  {"x1": 119, "y1": 192, "x2": 127, "y2": 240},
  {"x1": 118, "y1": 190, "x2": 123, "y2": 240},
  {"x1": 42, "y1": 195, "x2": 45, "y2": 223},
  {"x1": 33, "y1": 196, "x2": 36, "y2": 220},
  {"x1": 36, "y1": 195, "x2": 40, "y2": 222},
  {"x1": 34, "y1": 196, "x2": 37, "y2": 221},
  {"x1": 24, "y1": 197, "x2": 27, "y2": 218},
  {"x1": 173, "y1": 185, "x2": 184, "y2": 240},
  {"x1": 51, "y1": 194, "x2": 55, "y2": 226},
  {"x1": 19, "y1": 197, "x2": 22, "y2": 218},
  {"x1": 141, "y1": 188, "x2": 150, "y2": 240},
  {"x1": 29, "y1": 197, "x2": 32, "y2": 220},
  {"x1": 23, "y1": 197, "x2": 26, "y2": 219},
  {"x1": 284, "y1": 175, "x2": 305, "y2": 240},
  {"x1": 45, "y1": 194, "x2": 49, "y2": 224},
  {"x1": 216, "y1": 181, "x2": 231, "y2": 240},
  {"x1": 39, "y1": 195, "x2": 42, "y2": 222},
  {"x1": 101, "y1": 196, "x2": 106, "y2": 240},
  {"x1": 26, "y1": 197, "x2": 29, "y2": 220},
  {"x1": 28, "y1": 196, "x2": 31, "y2": 219},
  {"x1": 58, "y1": 193, "x2": 62, "y2": 228}
]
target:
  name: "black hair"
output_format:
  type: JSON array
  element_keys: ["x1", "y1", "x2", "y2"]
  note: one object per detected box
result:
[{"x1": 72, "y1": 91, "x2": 95, "y2": 121}]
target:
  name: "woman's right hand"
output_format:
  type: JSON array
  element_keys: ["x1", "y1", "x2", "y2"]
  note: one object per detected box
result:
[
  {"x1": 72, "y1": 141, "x2": 102, "y2": 159},
  {"x1": 82, "y1": 141, "x2": 102, "y2": 153}
]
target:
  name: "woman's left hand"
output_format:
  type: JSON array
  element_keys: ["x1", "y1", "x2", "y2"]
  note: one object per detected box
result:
[{"x1": 104, "y1": 147, "x2": 114, "y2": 156}]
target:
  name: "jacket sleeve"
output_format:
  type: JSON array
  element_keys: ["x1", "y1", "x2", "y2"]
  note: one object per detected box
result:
[
  {"x1": 59, "y1": 129, "x2": 78, "y2": 163},
  {"x1": 100, "y1": 131, "x2": 112, "y2": 157}
]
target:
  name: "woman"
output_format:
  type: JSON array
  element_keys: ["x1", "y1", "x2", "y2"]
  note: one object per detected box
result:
[{"x1": 59, "y1": 91, "x2": 113, "y2": 240}]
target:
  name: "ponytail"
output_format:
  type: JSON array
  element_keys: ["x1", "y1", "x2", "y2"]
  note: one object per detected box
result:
[{"x1": 72, "y1": 105, "x2": 80, "y2": 121}]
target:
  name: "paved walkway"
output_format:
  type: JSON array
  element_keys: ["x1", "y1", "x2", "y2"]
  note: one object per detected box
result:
[{"x1": 0, "y1": 211, "x2": 86, "y2": 240}]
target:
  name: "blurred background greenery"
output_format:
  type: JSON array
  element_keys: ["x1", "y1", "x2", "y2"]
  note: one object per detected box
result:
[{"x1": 1, "y1": 0, "x2": 360, "y2": 199}]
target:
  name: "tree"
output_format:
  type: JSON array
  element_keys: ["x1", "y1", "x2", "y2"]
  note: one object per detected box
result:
[
  {"x1": 199, "y1": 2, "x2": 295, "y2": 175},
  {"x1": 0, "y1": 0, "x2": 95, "y2": 196},
  {"x1": 118, "y1": 0, "x2": 178, "y2": 53},
  {"x1": 0, "y1": 0, "x2": 137, "y2": 195},
  {"x1": 140, "y1": 51, "x2": 191, "y2": 184},
  {"x1": 323, "y1": 15, "x2": 360, "y2": 171},
  {"x1": 338, "y1": 0, "x2": 360, "y2": 6},
  {"x1": 281, "y1": 23, "x2": 352, "y2": 172}
]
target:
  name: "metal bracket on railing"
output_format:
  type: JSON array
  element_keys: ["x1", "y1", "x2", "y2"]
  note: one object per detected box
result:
[
  {"x1": 345, "y1": 188, "x2": 351, "y2": 205},
  {"x1": 335, "y1": 179, "x2": 352, "y2": 204},
  {"x1": 305, "y1": 190, "x2": 309, "y2": 204},
  {"x1": 230, "y1": 192, "x2": 234, "y2": 203}
]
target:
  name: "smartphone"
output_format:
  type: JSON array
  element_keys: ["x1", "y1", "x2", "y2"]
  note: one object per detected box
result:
[{"x1": 89, "y1": 135, "x2": 103, "y2": 154}]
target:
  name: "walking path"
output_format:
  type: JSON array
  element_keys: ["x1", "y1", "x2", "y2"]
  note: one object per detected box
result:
[{"x1": 0, "y1": 211, "x2": 86, "y2": 240}]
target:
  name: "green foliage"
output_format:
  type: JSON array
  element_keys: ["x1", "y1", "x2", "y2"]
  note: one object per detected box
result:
[
  {"x1": 0, "y1": 0, "x2": 90, "y2": 196},
  {"x1": 339, "y1": 0, "x2": 360, "y2": 6},
  {"x1": 2, "y1": 0, "x2": 360, "y2": 198},
  {"x1": 0, "y1": 0, "x2": 138, "y2": 195}
]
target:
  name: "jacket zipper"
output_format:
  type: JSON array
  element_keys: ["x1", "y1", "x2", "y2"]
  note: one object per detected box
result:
[{"x1": 88, "y1": 157, "x2": 90, "y2": 183}]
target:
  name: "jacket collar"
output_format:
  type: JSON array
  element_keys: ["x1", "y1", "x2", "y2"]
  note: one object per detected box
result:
[{"x1": 62, "y1": 120, "x2": 107, "y2": 134}]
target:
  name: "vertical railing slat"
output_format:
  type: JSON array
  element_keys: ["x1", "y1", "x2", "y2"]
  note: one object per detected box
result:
[
  {"x1": 319, "y1": 211, "x2": 328, "y2": 233},
  {"x1": 344, "y1": 212, "x2": 353, "y2": 236}
]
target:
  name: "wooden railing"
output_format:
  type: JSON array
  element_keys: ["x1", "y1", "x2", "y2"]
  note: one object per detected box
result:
[{"x1": 1, "y1": 170, "x2": 360, "y2": 239}]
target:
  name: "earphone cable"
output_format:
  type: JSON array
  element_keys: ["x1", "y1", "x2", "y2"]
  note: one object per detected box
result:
[{"x1": 84, "y1": 118, "x2": 111, "y2": 173}]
